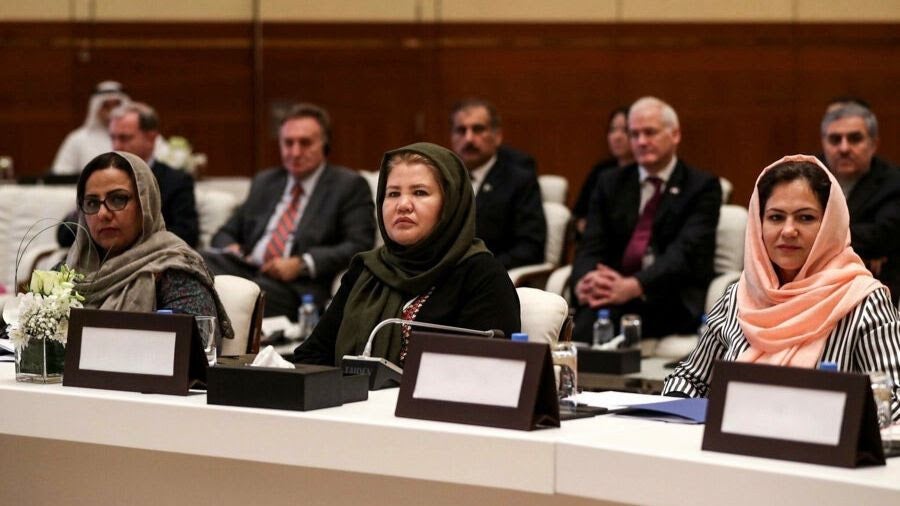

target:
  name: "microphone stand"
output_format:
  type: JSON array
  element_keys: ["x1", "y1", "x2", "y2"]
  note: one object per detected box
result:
[{"x1": 342, "y1": 318, "x2": 503, "y2": 390}]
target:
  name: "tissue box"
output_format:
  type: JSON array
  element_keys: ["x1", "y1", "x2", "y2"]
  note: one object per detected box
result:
[
  {"x1": 578, "y1": 348, "x2": 641, "y2": 374},
  {"x1": 207, "y1": 364, "x2": 368, "y2": 411}
]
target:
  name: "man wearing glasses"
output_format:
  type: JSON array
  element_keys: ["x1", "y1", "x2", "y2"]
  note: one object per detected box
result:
[{"x1": 820, "y1": 102, "x2": 900, "y2": 303}]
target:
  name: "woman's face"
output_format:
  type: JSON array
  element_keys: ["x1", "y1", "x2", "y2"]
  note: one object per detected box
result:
[
  {"x1": 607, "y1": 112, "x2": 631, "y2": 162},
  {"x1": 382, "y1": 162, "x2": 444, "y2": 247},
  {"x1": 83, "y1": 167, "x2": 143, "y2": 256},
  {"x1": 762, "y1": 178, "x2": 823, "y2": 284}
]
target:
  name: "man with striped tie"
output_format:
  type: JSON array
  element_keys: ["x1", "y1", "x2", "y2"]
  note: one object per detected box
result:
[{"x1": 205, "y1": 103, "x2": 375, "y2": 319}]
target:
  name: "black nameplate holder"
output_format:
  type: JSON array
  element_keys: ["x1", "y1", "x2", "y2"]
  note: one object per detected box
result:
[
  {"x1": 395, "y1": 331, "x2": 560, "y2": 431},
  {"x1": 578, "y1": 347, "x2": 641, "y2": 374},
  {"x1": 702, "y1": 361, "x2": 885, "y2": 468},
  {"x1": 64, "y1": 308, "x2": 207, "y2": 396}
]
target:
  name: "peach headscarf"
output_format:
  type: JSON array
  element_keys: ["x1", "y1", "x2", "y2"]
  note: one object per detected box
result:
[{"x1": 736, "y1": 154, "x2": 882, "y2": 367}]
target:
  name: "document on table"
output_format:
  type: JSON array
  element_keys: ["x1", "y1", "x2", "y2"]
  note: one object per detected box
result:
[{"x1": 571, "y1": 391, "x2": 673, "y2": 410}]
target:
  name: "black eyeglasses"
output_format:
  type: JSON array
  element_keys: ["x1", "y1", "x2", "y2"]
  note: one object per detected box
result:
[{"x1": 80, "y1": 190, "x2": 133, "y2": 214}]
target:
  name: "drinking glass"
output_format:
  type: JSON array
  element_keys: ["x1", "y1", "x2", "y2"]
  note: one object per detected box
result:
[
  {"x1": 195, "y1": 316, "x2": 217, "y2": 366},
  {"x1": 551, "y1": 341, "x2": 578, "y2": 405},
  {"x1": 620, "y1": 314, "x2": 642, "y2": 348},
  {"x1": 869, "y1": 371, "x2": 894, "y2": 453}
]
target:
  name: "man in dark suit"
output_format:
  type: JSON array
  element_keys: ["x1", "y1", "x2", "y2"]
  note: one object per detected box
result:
[
  {"x1": 820, "y1": 103, "x2": 900, "y2": 303},
  {"x1": 204, "y1": 103, "x2": 374, "y2": 319},
  {"x1": 572, "y1": 97, "x2": 721, "y2": 341},
  {"x1": 450, "y1": 98, "x2": 546, "y2": 269},
  {"x1": 58, "y1": 102, "x2": 199, "y2": 247}
]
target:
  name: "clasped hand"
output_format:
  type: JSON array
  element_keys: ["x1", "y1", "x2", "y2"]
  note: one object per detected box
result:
[
  {"x1": 224, "y1": 243, "x2": 304, "y2": 282},
  {"x1": 575, "y1": 263, "x2": 643, "y2": 307}
]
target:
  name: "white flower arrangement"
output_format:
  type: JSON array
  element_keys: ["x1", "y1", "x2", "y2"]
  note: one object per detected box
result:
[{"x1": 7, "y1": 266, "x2": 84, "y2": 349}]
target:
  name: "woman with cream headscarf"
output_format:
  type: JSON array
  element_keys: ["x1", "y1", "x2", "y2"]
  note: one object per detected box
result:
[
  {"x1": 663, "y1": 155, "x2": 900, "y2": 420},
  {"x1": 294, "y1": 142, "x2": 520, "y2": 367},
  {"x1": 67, "y1": 151, "x2": 232, "y2": 339}
]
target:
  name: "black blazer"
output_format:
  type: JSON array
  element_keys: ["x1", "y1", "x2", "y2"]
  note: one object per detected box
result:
[
  {"x1": 151, "y1": 160, "x2": 199, "y2": 248},
  {"x1": 573, "y1": 160, "x2": 721, "y2": 318},
  {"x1": 211, "y1": 164, "x2": 375, "y2": 282},
  {"x1": 293, "y1": 253, "x2": 521, "y2": 366},
  {"x1": 845, "y1": 156, "x2": 900, "y2": 302},
  {"x1": 475, "y1": 157, "x2": 546, "y2": 269}
]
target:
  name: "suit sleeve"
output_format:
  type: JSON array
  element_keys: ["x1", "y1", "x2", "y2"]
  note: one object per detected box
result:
[
  {"x1": 496, "y1": 175, "x2": 546, "y2": 269},
  {"x1": 634, "y1": 175, "x2": 721, "y2": 300},
  {"x1": 849, "y1": 176, "x2": 900, "y2": 259},
  {"x1": 211, "y1": 180, "x2": 255, "y2": 250},
  {"x1": 572, "y1": 177, "x2": 614, "y2": 285},
  {"x1": 165, "y1": 173, "x2": 200, "y2": 248},
  {"x1": 305, "y1": 174, "x2": 375, "y2": 279}
]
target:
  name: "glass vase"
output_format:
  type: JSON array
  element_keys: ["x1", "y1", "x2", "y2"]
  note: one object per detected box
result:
[{"x1": 15, "y1": 336, "x2": 66, "y2": 383}]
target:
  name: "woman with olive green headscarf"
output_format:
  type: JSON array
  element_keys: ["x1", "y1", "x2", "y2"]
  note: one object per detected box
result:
[{"x1": 294, "y1": 142, "x2": 520, "y2": 367}]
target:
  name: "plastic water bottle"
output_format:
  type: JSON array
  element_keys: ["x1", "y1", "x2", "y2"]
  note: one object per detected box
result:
[
  {"x1": 296, "y1": 294, "x2": 319, "y2": 341},
  {"x1": 592, "y1": 309, "x2": 613, "y2": 347}
]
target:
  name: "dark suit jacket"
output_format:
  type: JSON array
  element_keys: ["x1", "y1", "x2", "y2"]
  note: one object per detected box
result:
[
  {"x1": 56, "y1": 160, "x2": 198, "y2": 248},
  {"x1": 293, "y1": 252, "x2": 520, "y2": 366},
  {"x1": 845, "y1": 156, "x2": 900, "y2": 302},
  {"x1": 497, "y1": 145, "x2": 537, "y2": 173},
  {"x1": 573, "y1": 160, "x2": 721, "y2": 319},
  {"x1": 151, "y1": 160, "x2": 199, "y2": 248},
  {"x1": 476, "y1": 157, "x2": 546, "y2": 269},
  {"x1": 211, "y1": 164, "x2": 375, "y2": 289}
]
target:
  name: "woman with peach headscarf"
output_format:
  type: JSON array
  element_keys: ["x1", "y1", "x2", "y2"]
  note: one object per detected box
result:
[{"x1": 663, "y1": 155, "x2": 900, "y2": 420}]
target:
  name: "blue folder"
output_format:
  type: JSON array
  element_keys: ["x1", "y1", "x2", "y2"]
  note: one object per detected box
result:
[{"x1": 615, "y1": 398, "x2": 708, "y2": 424}]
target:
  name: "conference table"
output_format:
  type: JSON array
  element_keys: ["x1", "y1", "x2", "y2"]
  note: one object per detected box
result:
[{"x1": 1, "y1": 362, "x2": 898, "y2": 505}]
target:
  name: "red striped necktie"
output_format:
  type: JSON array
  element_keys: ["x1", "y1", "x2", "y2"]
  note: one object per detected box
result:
[
  {"x1": 620, "y1": 176, "x2": 663, "y2": 275},
  {"x1": 264, "y1": 182, "x2": 304, "y2": 263}
]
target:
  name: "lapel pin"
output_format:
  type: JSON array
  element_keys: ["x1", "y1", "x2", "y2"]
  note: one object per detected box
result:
[
  {"x1": 482, "y1": 183, "x2": 493, "y2": 193},
  {"x1": 669, "y1": 186, "x2": 680, "y2": 195}
]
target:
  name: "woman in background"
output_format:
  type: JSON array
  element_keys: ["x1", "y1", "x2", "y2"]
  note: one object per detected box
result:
[
  {"x1": 663, "y1": 155, "x2": 900, "y2": 420},
  {"x1": 295, "y1": 142, "x2": 520, "y2": 367},
  {"x1": 573, "y1": 106, "x2": 634, "y2": 234},
  {"x1": 67, "y1": 151, "x2": 232, "y2": 338}
]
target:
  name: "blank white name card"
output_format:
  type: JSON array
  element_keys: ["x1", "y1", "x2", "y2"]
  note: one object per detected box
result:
[
  {"x1": 413, "y1": 352, "x2": 526, "y2": 407},
  {"x1": 721, "y1": 381, "x2": 847, "y2": 445},
  {"x1": 79, "y1": 326, "x2": 177, "y2": 376}
]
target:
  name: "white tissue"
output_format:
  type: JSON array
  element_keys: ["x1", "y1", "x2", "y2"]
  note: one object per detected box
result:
[{"x1": 251, "y1": 345, "x2": 295, "y2": 368}]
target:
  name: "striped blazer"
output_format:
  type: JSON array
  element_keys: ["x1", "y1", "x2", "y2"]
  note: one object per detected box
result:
[{"x1": 662, "y1": 282, "x2": 900, "y2": 421}]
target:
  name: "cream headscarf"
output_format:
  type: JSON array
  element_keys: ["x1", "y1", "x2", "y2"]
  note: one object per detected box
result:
[
  {"x1": 66, "y1": 151, "x2": 233, "y2": 338},
  {"x1": 737, "y1": 154, "x2": 881, "y2": 367}
]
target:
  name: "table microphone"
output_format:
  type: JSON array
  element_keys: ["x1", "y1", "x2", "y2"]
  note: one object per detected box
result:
[{"x1": 341, "y1": 318, "x2": 504, "y2": 390}]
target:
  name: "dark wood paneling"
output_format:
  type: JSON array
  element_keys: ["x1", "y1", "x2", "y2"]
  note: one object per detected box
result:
[{"x1": 2, "y1": 21, "x2": 899, "y2": 208}]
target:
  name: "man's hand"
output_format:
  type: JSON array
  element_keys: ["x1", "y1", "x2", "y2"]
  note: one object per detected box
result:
[
  {"x1": 224, "y1": 243, "x2": 243, "y2": 256},
  {"x1": 260, "y1": 256, "x2": 304, "y2": 282},
  {"x1": 576, "y1": 263, "x2": 643, "y2": 308}
]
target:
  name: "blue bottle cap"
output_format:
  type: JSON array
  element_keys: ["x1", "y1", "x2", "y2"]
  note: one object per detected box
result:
[
  {"x1": 819, "y1": 361, "x2": 838, "y2": 372},
  {"x1": 301, "y1": 294, "x2": 315, "y2": 304},
  {"x1": 155, "y1": 309, "x2": 174, "y2": 314},
  {"x1": 597, "y1": 309, "x2": 610, "y2": 319},
  {"x1": 510, "y1": 332, "x2": 529, "y2": 342}
]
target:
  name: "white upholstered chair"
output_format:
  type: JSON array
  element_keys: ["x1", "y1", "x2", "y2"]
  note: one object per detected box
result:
[
  {"x1": 537, "y1": 175, "x2": 568, "y2": 205},
  {"x1": 719, "y1": 177, "x2": 734, "y2": 204},
  {"x1": 516, "y1": 287, "x2": 571, "y2": 347},
  {"x1": 654, "y1": 204, "x2": 748, "y2": 358},
  {"x1": 508, "y1": 202, "x2": 572, "y2": 287},
  {"x1": 195, "y1": 187, "x2": 238, "y2": 248},
  {"x1": 215, "y1": 275, "x2": 265, "y2": 356}
]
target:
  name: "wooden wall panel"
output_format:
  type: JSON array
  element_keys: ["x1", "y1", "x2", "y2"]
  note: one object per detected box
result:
[{"x1": 1, "y1": 21, "x2": 899, "y2": 209}]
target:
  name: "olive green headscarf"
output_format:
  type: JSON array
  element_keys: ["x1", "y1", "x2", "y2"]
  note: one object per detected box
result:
[{"x1": 334, "y1": 142, "x2": 489, "y2": 364}]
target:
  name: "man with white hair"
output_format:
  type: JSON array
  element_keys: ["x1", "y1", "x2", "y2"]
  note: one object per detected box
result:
[
  {"x1": 820, "y1": 103, "x2": 900, "y2": 303},
  {"x1": 51, "y1": 81, "x2": 130, "y2": 175},
  {"x1": 572, "y1": 96, "x2": 721, "y2": 342}
]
